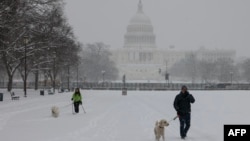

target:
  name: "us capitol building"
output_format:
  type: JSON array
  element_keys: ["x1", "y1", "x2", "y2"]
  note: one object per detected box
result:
[{"x1": 110, "y1": 0, "x2": 235, "y2": 81}]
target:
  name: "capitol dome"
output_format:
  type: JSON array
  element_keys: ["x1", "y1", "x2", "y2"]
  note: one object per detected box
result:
[
  {"x1": 124, "y1": 0, "x2": 156, "y2": 48},
  {"x1": 129, "y1": 1, "x2": 151, "y2": 25}
]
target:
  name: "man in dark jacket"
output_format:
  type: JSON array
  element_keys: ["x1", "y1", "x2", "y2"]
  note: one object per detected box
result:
[{"x1": 173, "y1": 85, "x2": 195, "y2": 139}]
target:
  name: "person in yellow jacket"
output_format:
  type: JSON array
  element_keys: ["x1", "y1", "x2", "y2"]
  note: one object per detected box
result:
[{"x1": 71, "y1": 88, "x2": 82, "y2": 113}]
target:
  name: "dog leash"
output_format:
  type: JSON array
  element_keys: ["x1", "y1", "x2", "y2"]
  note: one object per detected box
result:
[
  {"x1": 61, "y1": 103, "x2": 73, "y2": 108},
  {"x1": 169, "y1": 115, "x2": 178, "y2": 123}
]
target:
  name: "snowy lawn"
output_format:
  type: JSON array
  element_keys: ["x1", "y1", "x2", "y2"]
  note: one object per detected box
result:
[{"x1": 0, "y1": 89, "x2": 249, "y2": 141}]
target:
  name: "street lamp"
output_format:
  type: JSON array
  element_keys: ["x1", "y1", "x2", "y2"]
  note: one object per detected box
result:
[
  {"x1": 230, "y1": 71, "x2": 233, "y2": 85},
  {"x1": 76, "y1": 62, "x2": 80, "y2": 88},
  {"x1": 101, "y1": 70, "x2": 105, "y2": 86},
  {"x1": 67, "y1": 63, "x2": 70, "y2": 91},
  {"x1": 77, "y1": 65, "x2": 79, "y2": 88},
  {"x1": 23, "y1": 35, "x2": 29, "y2": 97},
  {"x1": 165, "y1": 72, "x2": 170, "y2": 87},
  {"x1": 53, "y1": 52, "x2": 56, "y2": 93},
  {"x1": 158, "y1": 68, "x2": 161, "y2": 74},
  {"x1": 122, "y1": 74, "x2": 126, "y2": 88},
  {"x1": 44, "y1": 72, "x2": 48, "y2": 89}
]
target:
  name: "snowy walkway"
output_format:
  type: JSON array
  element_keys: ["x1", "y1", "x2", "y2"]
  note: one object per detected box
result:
[{"x1": 0, "y1": 89, "x2": 249, "y2": 141}]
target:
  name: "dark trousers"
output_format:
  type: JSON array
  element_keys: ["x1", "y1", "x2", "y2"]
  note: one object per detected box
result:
[
  {"x1": 73, "y1": 102, "x2": 80, "y2": 113},
  {"x1": 179, "y1": 113, "x2": 191, "y2": 138}
]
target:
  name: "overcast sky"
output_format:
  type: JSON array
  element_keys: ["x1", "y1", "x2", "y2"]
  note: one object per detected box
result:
[{"x1": 63, "y1": 0, "x2": 250, "y2": 58}]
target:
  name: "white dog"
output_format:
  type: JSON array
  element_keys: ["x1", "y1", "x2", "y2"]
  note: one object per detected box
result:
[
  {"x1": 51, "y1": 106, "x2": 59, "y2": 118},
  {"x1": 154, "y1": 119, "x2": 169, "y2": 141}
]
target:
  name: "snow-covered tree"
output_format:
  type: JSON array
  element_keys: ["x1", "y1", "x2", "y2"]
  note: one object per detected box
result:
[
  {"x1": 198, "y1": 60, "x2": 217, "y2": 83},
  {"x1": 241, "y1": 58, "x2": 250, "y2": 83},
  {"x1": 81, "y1": 42, "x2": 118, "y2": 82},
  {"x1": 0, "y1": 0, "x2": 81, "y2": 92},
  {"x1": 215, "y1": 58, "x2": 235, "y2": 83}
]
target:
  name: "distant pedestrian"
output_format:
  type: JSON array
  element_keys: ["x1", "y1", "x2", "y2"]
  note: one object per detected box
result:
[
  {"x1": 173, "y1": 85, "x2": 195, "y2": 139},
  {"x1": 71, "y1": 88, "x2": 82, "y2": 113}
]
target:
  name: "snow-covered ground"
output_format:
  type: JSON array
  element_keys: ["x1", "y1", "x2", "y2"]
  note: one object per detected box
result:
[{"x1": 0, "y1": 89, "x2": 249, "y2": 141}]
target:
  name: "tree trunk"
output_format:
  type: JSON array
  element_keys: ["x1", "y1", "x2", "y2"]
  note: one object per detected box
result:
[
  {"x1": 34, "y1": 70, "x2": 39, "y2": 90},
  {"x1": 7, "y1": 75, "x2": 13, "y2": 92}
]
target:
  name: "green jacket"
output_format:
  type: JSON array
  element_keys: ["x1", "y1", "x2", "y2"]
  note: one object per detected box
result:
[{"x1": 72, "y1": 92, "x2": 82, "y2": 102}]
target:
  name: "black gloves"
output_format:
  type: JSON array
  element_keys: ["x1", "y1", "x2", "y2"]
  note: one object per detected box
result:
[
  {"x1": 71, "y1": 98, "x2": 73, "y2": 101},
  {"x1": 79, "y1": 101, "x2": 82, "y2": 105},
  {"x1": 188, "y1": 94, "x2": 195, "y2": 103}
]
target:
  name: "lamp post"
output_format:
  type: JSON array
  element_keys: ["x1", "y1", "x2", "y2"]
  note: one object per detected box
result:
[
  {"x1": 76, "y1": 63, "x2": 80, "y2": 88},
  {"x1": 165, "y1": 72, "x2": 170, "y2": 87},
  {"x1": 53, "y1": 52, "x2": 56, "y2": 93},
  {"x1": 230, "y1": 71, "x2": 233, "y2": 85},
  {"x1": 77, "y1": 65, "x2": 79, "y2": 88},
  {"x1": 122, "y1": 74, "x2": 126, "y2": 88},
  {"x1": 158, "y1": 68, "x2": 161, "y2": 81},
  {"x1": 67, "y1": 63, "x2": 70, "y2": 91},
  {"x1": 101, "y1": 70, "x2": 105, "y2": 86},
  {"x1": 23, "y1": 35, "x2": 29, "y2": 97},
  {"x1": 44, "y1": 72, "x2": 48, "y2": 89},
  {"x1": 122, "y1": 74, "x2": 127, "y2": 95}
]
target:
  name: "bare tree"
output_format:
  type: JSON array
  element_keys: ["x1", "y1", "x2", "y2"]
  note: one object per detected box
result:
[
  {"x1": 170, "y1": 53, "x2": 198, "y2": 83},
  {"x1": 0, "y1": 0, "x2": 81, "y2": 92},
  {"x1": 215, "y1": 58, "x2": 235, "y2": 83},
  {"x1": 241, "y1": 58, "x2": 250, "y2": 83},
  {"x1": 81, "y1": 42, "x2": 118, "y2": 82},
  {"x1": 198, "y1": 60, "x2": 217, "y2": 83},
  {"x1": 0, "y1": 0, "x2": 27, "y2": 91},
  {"x1": 186, "y1": 53, "x2": 198, "y2": 83}
]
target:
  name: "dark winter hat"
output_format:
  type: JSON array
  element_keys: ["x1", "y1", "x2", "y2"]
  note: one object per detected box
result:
[{"x1": 181, "y1": 85, "x2": 188, "y2": 90}]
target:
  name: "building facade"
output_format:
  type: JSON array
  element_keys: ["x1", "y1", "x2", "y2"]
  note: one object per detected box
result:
[{"x1": 110, "y1": 0, "x2": 236, "y2": 81}]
